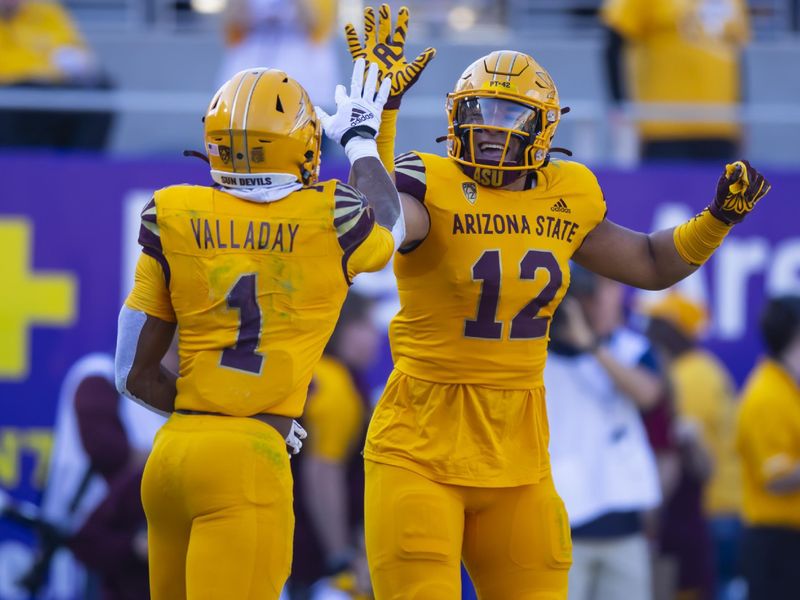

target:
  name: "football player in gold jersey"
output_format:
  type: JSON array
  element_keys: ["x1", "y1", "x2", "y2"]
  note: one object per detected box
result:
[
  {"x1": 345, "y1": 5, "x2": 772, "y2": 599},
  {"x1": 113, "y1": 59, "x2": 403, "y2": 600}
]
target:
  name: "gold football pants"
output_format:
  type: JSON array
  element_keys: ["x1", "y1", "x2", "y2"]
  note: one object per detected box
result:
[
  {"x1": 142, "y1": 413, "x2": 293, "y2": 600},
  {"x1": 365, "y1": 460, "x2": 572, "y2": 600}
]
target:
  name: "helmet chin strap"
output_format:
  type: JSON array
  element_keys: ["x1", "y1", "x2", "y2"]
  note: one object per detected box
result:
[{"x1": 183, "y1": 149, "x2": 210, "y2": 164}]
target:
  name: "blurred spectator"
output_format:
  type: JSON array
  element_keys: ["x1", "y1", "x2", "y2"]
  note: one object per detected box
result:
[
  {"x1": 545, "y1": 265, "x2": 663, "y2": 600},
  {"x1": 290, "y1": 292, "x2": 379, "y2": 600},
  {"x1": 218, "y1": 0, "x2": 339, "y2": 109},
  {"x1": 28, "y1": 353, "x2": 163, "y2": 599},
  {"x1": 307, "y1": 529, "x2": 372, "y2": 600},
  {"x1": 644, "y1": 292, "x2": 743, "y2": 600},
  {"x1": 67, "y1": 465, "x2": 149, "y2": 600},
  {"x1": 735, "y1": 296, "x2": 800, "y2": 600},
  {"x1": 0, "y1": 0, "x2": 113, "y2": 149},
  {"x1": 601, "y1": 0, "x2": 750, "y2": 162}
]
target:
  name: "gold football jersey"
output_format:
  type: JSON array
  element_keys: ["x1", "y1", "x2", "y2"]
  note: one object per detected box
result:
[
  {"x1": 601, "y1": 0, "x2": 749, "y2": 140},
  {"x1": 737, "y1": 359, "x2": 800, "y2": 529},
  {"x1": 125, "y1": 181, "x2": 393, "y2": 418},
  {"x1": 390, "y1": 152, "x2": 607, "y2": 389}
]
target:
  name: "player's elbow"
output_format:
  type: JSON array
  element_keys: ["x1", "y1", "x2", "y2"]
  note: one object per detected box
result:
[
  {"x1": 637, "y1": 266, "x2": 689, "y2": 291},
  {"x1": 641, "y1": 276, "x2": 676, "y2": 291},
  {"x1": 114, "y1": 358, "x2": 145, "y2": 400},
  {"x1": 114, "y1": 363, "x2": 129, "y2": 397}
]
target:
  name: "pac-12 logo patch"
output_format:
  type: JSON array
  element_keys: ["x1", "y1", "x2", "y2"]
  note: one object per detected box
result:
[{"x1": 462, "y1": 182, "x2": 478, "y2": 204}]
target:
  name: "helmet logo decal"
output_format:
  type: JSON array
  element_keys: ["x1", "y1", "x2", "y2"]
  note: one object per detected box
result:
[
  {"x1": 251, "y1": 147, "x2": 264, "y2": 163},
  {"x1": 219, "y1": 146, "x2": 231, "y2": 164},
  {"x1": 462, "y1": 182, "x2": 478, "y2": 204}
]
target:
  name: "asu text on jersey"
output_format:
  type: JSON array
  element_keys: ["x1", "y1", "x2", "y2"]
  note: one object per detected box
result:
[
  {"x1": 365, "y1": 152, "x2": 606, "y2": 487},
  {"x1": 125, "y1": 181, "x2": 394, "y2": 419}
]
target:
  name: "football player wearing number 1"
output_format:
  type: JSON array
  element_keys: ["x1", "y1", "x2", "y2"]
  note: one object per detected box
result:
[
  {"x1": 113, "y1": 59, "x2": 402, "y2": 600},
  {"x1": 346, "y1": 5, "x2": 772, "y2": 599}
]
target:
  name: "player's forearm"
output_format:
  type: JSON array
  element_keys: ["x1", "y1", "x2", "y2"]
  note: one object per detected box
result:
[
  {"x1": 302, "y1": 457, "x2": 352, "y2": 563},
  {"x1": 350, "y1": 154, "x2": 402, "y2": 231},
  {"x1": 576, "y1": 225, "x2": 697, "y2": 290},
  {"x1": 126, "y1": 364, "x2": 177, "y2": 414},
  {"x1": 648, "y1": 227, "x2": 703, "y2": 288},
  {"x1": 623, "y1": 227, "x2": 700, "y2": 290},
  {"x1": 115, "y1": 308, "x2": 176, "y2": 416}
]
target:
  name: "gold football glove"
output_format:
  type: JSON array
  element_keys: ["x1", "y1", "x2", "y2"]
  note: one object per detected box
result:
[{"x1": 345, "y1": 4, "x2": 436, "y2": 109}]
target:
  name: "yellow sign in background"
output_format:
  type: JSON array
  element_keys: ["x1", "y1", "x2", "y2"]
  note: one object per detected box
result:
[{"x1": 0, "y1": 219, "x2": 77, "y2": 380}]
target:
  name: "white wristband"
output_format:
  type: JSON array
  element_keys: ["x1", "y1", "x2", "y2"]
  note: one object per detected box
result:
[
  {"x1": 344, "y1": 137, "x2": 380, "y2": 164},
  {"x1": 390, "y1": 199, "x2": 406, "y2": 252}
]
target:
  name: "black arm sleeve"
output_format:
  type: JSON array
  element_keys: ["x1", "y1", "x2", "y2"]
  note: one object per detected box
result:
[{"x1": 605, "y1": 26, "x2": 626, "y2": 104}]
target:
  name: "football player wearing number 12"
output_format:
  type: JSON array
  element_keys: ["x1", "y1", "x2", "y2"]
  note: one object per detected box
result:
[
  {"x1": 113, "y1": 60, "x2": 402, "y2": 600},
  {"x1": 346, "y1": 5, "x2": 772, "y2": 599}
]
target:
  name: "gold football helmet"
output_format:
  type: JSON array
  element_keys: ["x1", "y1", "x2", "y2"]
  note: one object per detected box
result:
[
  {"x1": 446, "y1": 51, "x2": 561, "y2": 187},
  {"x1": 204, "y1": 68, "x2": 322, "y2": 187}
]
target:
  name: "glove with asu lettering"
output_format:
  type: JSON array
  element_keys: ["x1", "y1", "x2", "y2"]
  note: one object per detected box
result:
[
  {"x1": 709, "y1": 160, "x2": 771, "y2": 225},
  {"x1": 345, "y1": 4, "x2": 436, "y2": 109}
]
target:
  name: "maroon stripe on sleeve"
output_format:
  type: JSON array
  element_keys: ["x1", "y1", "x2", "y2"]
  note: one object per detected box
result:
[
  {"x1": 334, "y1": 214, "x2": 351, "y2": 228},
  {"x1": 138, "y1": 224, "x2": 162, "y2": 254},
  {"x1": 395, "y1": 169, "x2": 427, "y2": 203},
  {"x1": 142, "y1": 247, "x2": 171, "y2": 287},
  {"x1": 337, "y1": 207, "x2": 375, "y2": 252},
  {"x1": 140, "y1": 198, "x2": 157, "y2": 222},
  {"x1": 395, "y1": 151, "x2": 420, "y2": 165},
  {"x1": 137, "y1": 196, "x2": 170, "y2": 286},
  {"x1": 335, "y1": 198, "x2": 364, "y2": 209},
  {"x1": 394, "y1": 152, "x2": 427, "y2": 202},
  {"x1": 334, "y1": 182, "x2": 365, "y2": 201}
]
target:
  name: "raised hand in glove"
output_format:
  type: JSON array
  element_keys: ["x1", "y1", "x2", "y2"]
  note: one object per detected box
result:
[
  {"x1": 345, "y1": 4, "x2": 436, "y2": 109},
  {"x1": 709, "y1": 160, "x2": 771, "y2": 225},
  {"x1": 316, "y1": 58, "x2": 391, "y2": 149}
]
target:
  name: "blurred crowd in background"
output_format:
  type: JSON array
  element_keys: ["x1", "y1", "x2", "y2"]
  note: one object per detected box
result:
[
  {"x1": 1, "y1": 1, "x2": 800, "y2": 599},
  {"x1": 3, "y1": 0, "x2": 800, "y2": 163}
]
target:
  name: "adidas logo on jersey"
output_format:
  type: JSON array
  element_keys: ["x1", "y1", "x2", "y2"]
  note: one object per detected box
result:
[
  {"x1": 551, "y1": 198, "x2": 571, "y2": 213},
  {"x1": 350, "y1": 107, "x2": 374, "y2": 127}
]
